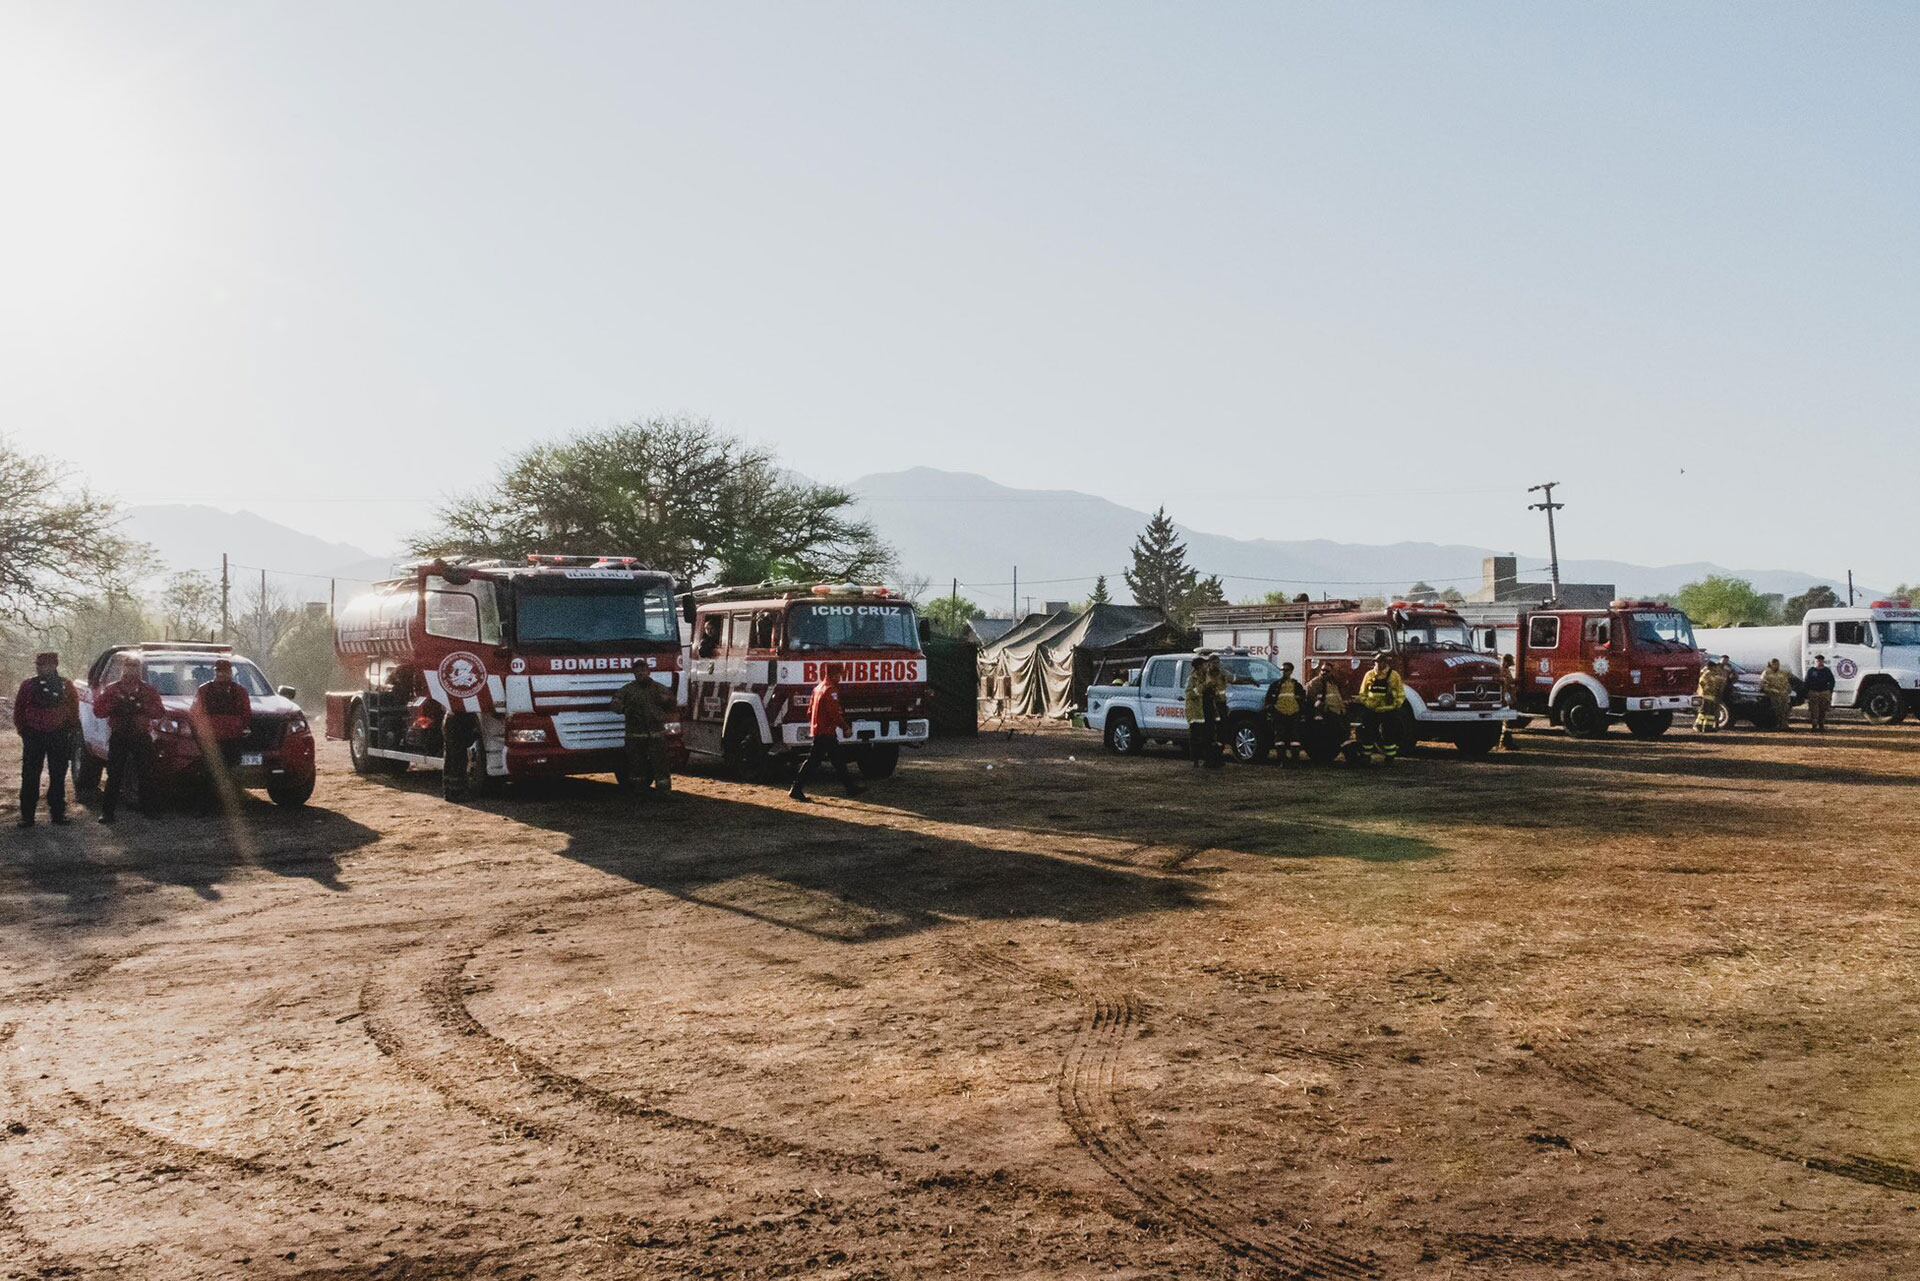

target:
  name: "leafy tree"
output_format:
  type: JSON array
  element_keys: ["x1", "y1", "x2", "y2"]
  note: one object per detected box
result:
[
  {"x1": 0, "y1": 437, "x2": 149, "y2": 628},
  {"x1": 1781, "y1": 584, "x2": 1841, "y2": 623},
  {"x1": 1675, "y1": 575, "x2": 1779, "y2": 627},
  {"x1": 1262, "y1": 590, "x2": 1313, "y2": 606},
  {"x1": 923, "y1": 595, "x2": 984, "y2": 639},
  {"x1": 1189, "y1": 574, "x2": 1227, "y2": 613},
  {"x1": 1889, "y1": 583, "x2": 1918, "y2": 604},
  {"x1": 269, "y1": 605, "x2": 348, "y2": 711},
  {"x1": 1405, "y1": 580, "x2": 1439, "y2": 602},
  {"x1": 1438, "y1": 587, "x2": 1466, "y2": 604},
  {"x1": 411, "y1": 416, "x2": 893, "y2": 585},
  {"x1": 9, "y1": 590, "x2": 155, "y2": 677},
  {"x1": 159, "y1": 570, "x2": 222, "y2": 640},
  {"x1": 1088, "y1": 575, "x2": 1111, "y2": 606}
]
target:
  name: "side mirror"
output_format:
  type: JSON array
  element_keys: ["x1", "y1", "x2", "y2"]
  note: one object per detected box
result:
[{"x1": 278, "y1": 686, "x2": 297, "y2": 700}]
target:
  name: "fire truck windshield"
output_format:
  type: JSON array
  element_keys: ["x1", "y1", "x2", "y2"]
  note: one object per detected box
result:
[
  {"x1": 1629, "y1": 611, "x2": 1697, "y2": 650},
  {"x1": 513, "y1": 580, "x2": 679, "y2": 652},
  {"x1": 1395, "y1": 619, "x2": 1471, "y2": 651},
  {"x1": 788, "y1": 601, "x2": 921, "y2": 652},
  {"x1": 1877, "y1": 621, "x2": 1920, "y2": 647}
]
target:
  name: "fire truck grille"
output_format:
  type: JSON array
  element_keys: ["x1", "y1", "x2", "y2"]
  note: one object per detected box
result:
[
  {"x1": 549, "y1": 711, "x2": 625, "y2": 752},
  {"x1": 1454, "y1": 681, "x2": 1501, "y2": 704}
]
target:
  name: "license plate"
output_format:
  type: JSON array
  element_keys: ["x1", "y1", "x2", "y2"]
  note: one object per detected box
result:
[{"x1": 241, "y1": 753, "x2": 263, "y2": 767}]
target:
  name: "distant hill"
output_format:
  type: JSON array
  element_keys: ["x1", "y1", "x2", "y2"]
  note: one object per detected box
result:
[
  {"x1": 846, "y1": 468, "x2": 1855, "y2": 608},
  {"x1": 120, "y1": 505, "x2": 399, "y2": 602}
]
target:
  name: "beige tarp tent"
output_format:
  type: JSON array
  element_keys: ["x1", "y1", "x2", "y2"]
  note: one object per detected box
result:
[{"x1": 976, "y1": 604, "x2": 1184, "y2": 720}]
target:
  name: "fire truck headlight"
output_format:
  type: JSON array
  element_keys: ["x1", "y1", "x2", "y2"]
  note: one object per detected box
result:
[
  {"x1": 508, "y1": 728, "x2": 549, "y2": 745},
  {"x1": 1435, "y1": 693, "x2": 1456, "y2": 708},
  {"x1": 664, "y1": 721, "x2": 684, "y2": 737}
]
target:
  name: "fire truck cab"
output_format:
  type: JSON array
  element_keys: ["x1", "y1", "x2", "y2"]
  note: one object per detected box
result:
[
  {"x1": 1463, "y1": 600, "x2": 1704, "y2": 738},
  {"x1": 326, "y1": 555, "x2": 683, "y2": 799},
  {"x1": 683, "y1": 582, "x2": 931, "y2": 779}
]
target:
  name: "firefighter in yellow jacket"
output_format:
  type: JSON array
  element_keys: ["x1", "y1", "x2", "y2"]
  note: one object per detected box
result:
[
  {"x1": 1760, "y1": 658, "x2": 1793, "y2": 731},
  {"x1": 613, "y1": 670, "x2": 675, "y2": 795},
  {"x1": 1694, "y1": 658, "x2": 1731, "y2": 733},
  {"x1": 1356, "y1": 653, "x2": 1407, "y2": 763},
  {"x1": 1265, "y1": 661, "x2": 1307, "y2": 766}
]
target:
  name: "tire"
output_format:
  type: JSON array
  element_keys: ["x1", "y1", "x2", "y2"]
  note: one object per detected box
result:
[
  {"x1": 349, "y1": 704, "x2": 406, "y2": 776},
  {"x1": 72, "y1": 740, "x2": 103, "y2": 792},
  {"x1": 1455, "y1": 723, "x2": 1500, "y2": 756},
  {"x1": 1558, "y1": 689, "x2": 1608, "y2": 739},
  {"x1": 443, "y1": 715, "x2": 493, "y2": 801},
  {"x1": 267, "y1": 773, "x2": 315, "y2": 808},
  {"x1": 1624, "y1": 710, "x2": 1673, "y2": 740},
  {"x1": 722, "y1": 715, "x2": 770, "y2": 781},
  {"x1": 857, "y1": 745, "x2": 900, "y2": 779},
  {"x1": 1858, "y1": 682, "x2": 1906, "y2": 725},
  {"x1": 1103, "y1": 712, "x2": 1145, "y2": 756},
  {"x1": 1227, "y1": 715, "x2": 1270, "y2": 764}
]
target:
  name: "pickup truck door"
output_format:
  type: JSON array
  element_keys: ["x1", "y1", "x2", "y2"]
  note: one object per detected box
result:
[{"x1": 1140, "y1": 657, "x2": 1192, "y2": 737}]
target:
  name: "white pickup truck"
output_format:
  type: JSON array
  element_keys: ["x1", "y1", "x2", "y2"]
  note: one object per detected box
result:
[{"x1": 1085, "y1": 650, "x2": 1294, "y2": 762}]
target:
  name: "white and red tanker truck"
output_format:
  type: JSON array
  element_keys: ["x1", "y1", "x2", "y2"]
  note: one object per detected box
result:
[{"x1": 326, "y1": 555, "x2": 684, "y2": 799}]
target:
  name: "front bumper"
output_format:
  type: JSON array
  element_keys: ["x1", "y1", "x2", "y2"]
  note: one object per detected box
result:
[
  {"x1": 781, "y1": 719, "x2": 931, "y2": 749},
  {"x1": 1412, "y1": 707, "x2": 1518, "y2": 724},
  {"x1": 505, "y1": 738, "x2": 690, "y2": 776},
  {"x1": 1617, "y1": 694, "x2": 1695, "y2": 713}
]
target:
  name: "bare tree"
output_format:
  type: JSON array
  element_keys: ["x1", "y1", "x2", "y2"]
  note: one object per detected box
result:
[
  {"x1": 0, "y1": 437, "x2": 149, "y2": 627},
  {"x1": 159, "y1": 570, "x2": 222, "y2": 640}
]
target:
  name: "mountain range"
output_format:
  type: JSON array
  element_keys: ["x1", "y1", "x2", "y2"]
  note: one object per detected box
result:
[{"x1": 119, "y1": 470, "x2": 1856, "y2": 612}]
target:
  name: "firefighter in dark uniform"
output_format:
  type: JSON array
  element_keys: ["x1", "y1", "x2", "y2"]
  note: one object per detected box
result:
[
  {"x1": 96, "y1": 656, "x2": 165, "y2": 823},
  {"x1": 1498, "y1": 654, "x2": 1520, "y2": 749},
  {"x1": 612, "y1": 670, "x2": 675, "y2": 796},
  {"x1": 191, "y1": 658, "x2": 252, "y2": 808},
  {"x1": 1356, "y1": 652, "x2": 1408, "y2": 763},
  {"x1": 14, "y1": 651, "x2": 79, "y2": 827},
  {"x1": 1265, "y1": 661, "x2": 1307, "y2": 766}
]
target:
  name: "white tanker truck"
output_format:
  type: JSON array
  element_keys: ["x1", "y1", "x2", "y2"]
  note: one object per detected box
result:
[{"x1": 1694, "y1": 601, "x2": 1920, "y2": 724}]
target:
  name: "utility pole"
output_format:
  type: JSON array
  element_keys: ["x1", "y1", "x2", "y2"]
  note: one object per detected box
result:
[
  {"x1": 220, "y1": 553, "x2": 230, "y2": 643},
  {"x1": 260, "y1": 569, "x2": 268, "y2": 648},
  {"x1": 1527, "y1": 482, "x2": 1564, "y2": 602},
  {"x1": 330, "y1": 578, "x2": 338, "y2": 622},
  {"x1": 1847, "y1": 570, "x2": 1855, "y2": 607},
  {"x1": 1011, "y1": 566, "x2": 1018, "y2": 620},
  {"x1": 950, "y1": 577, "x2": 959, "y2": 639}
]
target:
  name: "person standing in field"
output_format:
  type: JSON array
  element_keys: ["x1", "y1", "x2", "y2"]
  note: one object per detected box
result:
[
  {"x1": 14, "y1": 651, "x2": 79, "y2": 827},
  {"x1": 1498, "y1": 654, "x2": 1520, "y2": 750},
  {"x1": 191, "y1": 658, "x2": 252, "y2": 809},
  {"x1": 1265, "y1": 661, "x2": 1307, "y2": 766},
  {"x1": 789, "y1": 664, "x2": 862, "y2": 801},
  {"x1": 1803, "y1": 654, "x2": 1835, "y2": 733},
  {"x1": 1185, "y1": 655, "x2": 1216, "y2": 768},
  {"x1": 95, "y1": 656, "x2": 165, "y2": 822},
  {"x1": 1304, "y1": 667, "x2": 1347, "y2": 761},
  {"x1": 1356, "y1": 652, "x2": 1407, "y2": 764},
  {"x1": 1694, "y1": 657, "x2": 1731, "y2": 734},
  {"x1": 1760, "y1": 658, "x2": 1793, "y2": 731},
  {"x1": 613, "y1": 668, "x2": 675, "y2": 796}
]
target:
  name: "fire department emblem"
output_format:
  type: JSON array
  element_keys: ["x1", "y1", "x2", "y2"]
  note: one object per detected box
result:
[
  {"x1": 1593, "y1": 657, "x2": 1611, "y2": 675},
  {"x1": 439, "y1": 651, "x2": 489, "y2": 699},
  {"x1": 1836, "y1": 657, "x2": 1859, "y2": 679}
]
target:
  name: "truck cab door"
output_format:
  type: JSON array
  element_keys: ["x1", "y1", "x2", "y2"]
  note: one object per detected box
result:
[
  {"x1": 1830, "y1": 619, "x2": 1874, "y2": 699},
  {"x1": 1803, "y1": 619, "x2": 1831, "y2": 680},
  {"x1": 1140, "y1": 658, "x2": 1190, "y2": 736},
  {"x1": 79, "y1": 652, "x2": 119, "y2": 758}
]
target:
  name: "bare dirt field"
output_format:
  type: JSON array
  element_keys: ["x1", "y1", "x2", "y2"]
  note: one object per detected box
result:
[{"x1": 1, "y1": 718, "x2": 1916, "y2": 1279}]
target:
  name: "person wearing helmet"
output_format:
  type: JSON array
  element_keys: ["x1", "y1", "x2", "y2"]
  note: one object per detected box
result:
[
  {"x1": 1760, "y1": 658, "x2": 1793, "y2": 731},
  {"x1": 1356, "y1": 652, "x2": 1407, "y2": 763},
  {"x1": 1694, "y1": 657, "x2": 1732, "y2": 733},
  {"x1": 1265, "y1": 661, "x2": 1307, "y2": 766}
]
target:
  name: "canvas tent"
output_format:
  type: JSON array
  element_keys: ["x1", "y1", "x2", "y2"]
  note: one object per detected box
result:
[{"x1": 977, "y1": 604, "x2": 1185, "y2": 719}]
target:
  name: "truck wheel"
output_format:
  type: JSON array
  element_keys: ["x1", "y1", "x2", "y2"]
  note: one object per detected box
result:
[
  {"x1": 72, "y1": 740, "x2": 103, "y2": 793},
  {"x1": 857, "y1": 745, "x2": 900, "y2": 780},
  {"x1": 1455, "y1": 723, "x2": 1500, "y2": 756},
  {"x1": 349, "y1": 705, "x2": 406, "y2": 776},
  {"x1": 722, "y1": 717, "x2": 770, "y2": 781},
  {"x1": 1858, "y1": 681, "x2": 1906, "y2": 725},
  {"x1": 1558, "y1": 689, "x2": 1608, "y2": 738},
  {"x1": 268, "y1": 773, "x2": 315, "y2": 808},
  {"x1": 1624, "y1": 710, "x2": 1673, "y2": 739},
  {"x1": 1228, "y1": 715, "x2": 1270, "y2": 764},
  {"x1": 1103, "y1": 712, "x2": 1145, "y2": 756}
]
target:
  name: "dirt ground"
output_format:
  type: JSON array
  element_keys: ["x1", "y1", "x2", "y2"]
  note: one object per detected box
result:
[{"x1": 1, "y1": 715, "x2": 1916, "y2": 1280}]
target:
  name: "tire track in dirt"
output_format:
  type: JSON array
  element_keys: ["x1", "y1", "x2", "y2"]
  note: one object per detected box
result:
[
  {"x1": 1538, "y1": 1046, "x2": 1920, "y2": 1194},
  {"x1": 1432, "y1": 1229, "x2": 1886, "y2": 1267},
  {"x1": 939, "y1": 941, "x2": 1380, "y2": 1279}
]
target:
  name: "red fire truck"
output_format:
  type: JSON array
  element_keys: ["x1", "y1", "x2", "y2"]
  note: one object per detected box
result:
[
  {"x1": 1458, "y1": 600, "x2": 1705, "y2": 738},
  {"x1": 1197, "y1": 600, "x2": 1517, "y2": 755},
  {"x1": 326, "y1": 555, "x2": 684, "y2": 798},
  {"x1": 682, "y1": 582, "x2": 931, "y2": 779}
]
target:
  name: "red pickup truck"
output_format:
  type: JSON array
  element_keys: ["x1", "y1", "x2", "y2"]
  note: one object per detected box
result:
[{"x1": 74, "y1": 642, "x2": 316, "y2": 807}]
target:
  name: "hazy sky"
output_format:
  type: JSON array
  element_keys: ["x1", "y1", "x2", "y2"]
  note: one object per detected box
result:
[{"x1": 3, "y1": 2, "x2": 1914, "y2": 583}]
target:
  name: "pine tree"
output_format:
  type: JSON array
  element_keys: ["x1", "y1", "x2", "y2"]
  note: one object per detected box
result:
[
  {"x1": 1088, "y1": 574, "x2": 1111, "y2": 606},
  {"x1": 1124, "y1": 507, "x2": 1197, "y2": 621}
]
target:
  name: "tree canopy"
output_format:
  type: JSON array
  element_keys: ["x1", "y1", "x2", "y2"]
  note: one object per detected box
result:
[
  {"x1": 1781, "y1": 584, "x2": 1841, "y2": 623},
  {"x1": 922, "y1": 595, "x2": 984, "y2": 639},
  {"x1": 0, "y1": 437, "x2": 149, "y2": 628},
  {"x1": 1675, "y1": 575, "x2": 1779, "y2": 627},
  {"x1": 1123, "y1": 508, "x2": 1221, "y2": 628},
  {"x1": 409, "y1": 416, "x2": 893, "y2": 585}
]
